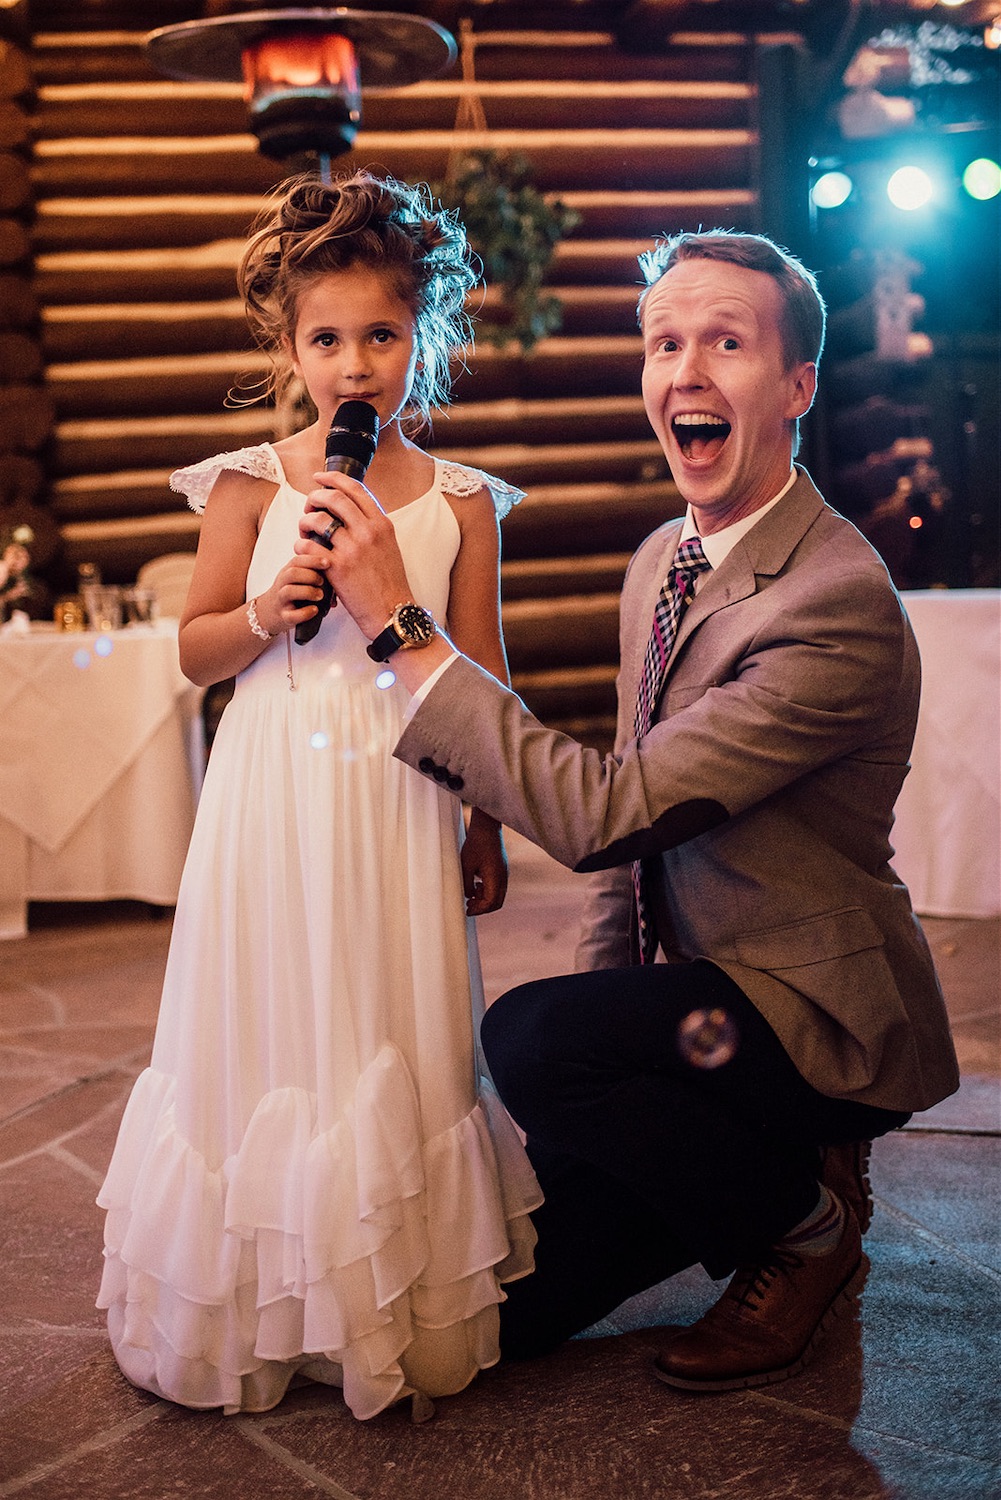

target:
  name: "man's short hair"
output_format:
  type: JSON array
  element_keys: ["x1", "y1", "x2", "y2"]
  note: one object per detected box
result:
[{"x1": 638, "y1": 230, "x2": 826, "y2": 371}]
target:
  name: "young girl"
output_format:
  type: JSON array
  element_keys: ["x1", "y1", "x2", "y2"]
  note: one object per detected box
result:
[{"x1": 96, "y1": 170, "x2": 541, "y2": 1421}]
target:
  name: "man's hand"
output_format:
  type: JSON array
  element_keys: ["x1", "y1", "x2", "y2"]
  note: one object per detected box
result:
[
  {"x1": 295, "y1": 470, "x2": 456, "y2": 692},
  {"x1": 296, "y1": 471, "x2": 408, "y2": 640}
]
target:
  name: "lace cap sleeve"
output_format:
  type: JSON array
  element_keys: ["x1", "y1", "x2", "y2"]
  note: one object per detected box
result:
[
  {"x1": 170, "y1": 445, "x2": 282, "y2": 515},
  {"x1": 438, "y1": 461, "x2": 525, "y2": 522}
]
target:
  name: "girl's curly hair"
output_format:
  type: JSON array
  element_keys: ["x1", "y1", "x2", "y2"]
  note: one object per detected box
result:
[{"x1": 236, "y1": 170, "x2": 480, "y2": 433}]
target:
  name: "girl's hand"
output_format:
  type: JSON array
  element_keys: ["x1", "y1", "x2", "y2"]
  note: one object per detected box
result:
[
  {"x1": 253, "y1": 554, "x2": 329, "y2": 636},
  {"x1": 461, "y1": 811, "x2": 508, "y2": 916}
]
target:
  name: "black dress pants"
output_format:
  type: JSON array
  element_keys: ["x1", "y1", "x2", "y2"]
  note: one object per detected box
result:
[{"x1": 481, "y1": 960, "x2": 909, "y2": 1358}]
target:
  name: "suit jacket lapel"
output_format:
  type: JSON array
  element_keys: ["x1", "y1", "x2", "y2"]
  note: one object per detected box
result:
[{"x1": 668, "y1": 468, "x2": 827, "y2": 657}]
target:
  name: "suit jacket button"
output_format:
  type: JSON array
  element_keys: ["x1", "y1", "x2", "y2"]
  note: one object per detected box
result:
[
  {"x1": 418, "y1": 757, "x2": 436, "y2": 775},
  {"x1": 432, "y1": 766, "x2": 448, "y2": 783},
  {"x1": 446, "y1": 773, "x2": 464, "y2": 792}
]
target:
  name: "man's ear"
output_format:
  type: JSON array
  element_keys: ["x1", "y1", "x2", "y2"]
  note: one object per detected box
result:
[{"x1": 787, "y1": 361, "x2": 818, "y2": 420}]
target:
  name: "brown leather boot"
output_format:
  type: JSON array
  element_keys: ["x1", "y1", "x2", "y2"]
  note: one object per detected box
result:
[
  {"x1": 653, "y1": 1209, "x2": 864, "y2": 1392},
  {"x1": 820, "y1": 1140, "x2": 874, "y2": 1233}
]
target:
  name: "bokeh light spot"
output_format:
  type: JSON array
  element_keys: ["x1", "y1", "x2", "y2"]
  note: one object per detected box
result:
[
  {"x1": 886, "y1": 165, "x2": 934, "y2": 211},
  {"x1": 375, "y1": 668, "x2": 396, "y2": 690},
  {"x1": 962, "y1": 157, "x2": 1001, "y2": 201},
  {"x1": 812, "y1": 170, "x2": 853, "y2": 209},
  {"x1": 94, "y1": 635, "x2": 114, "y2": 657},
  {"x1": 73, "y1": 648, "x2": 91, "y2": 669},
  {"x1": 309, "y1": 731, "x2": 329, "y2": 750},
  {"x1": 676, "y1": 1007, "x2": 739, "y2": 1069}
]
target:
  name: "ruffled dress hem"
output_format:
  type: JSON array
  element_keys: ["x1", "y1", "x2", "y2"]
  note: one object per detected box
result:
[{"x1": 97, "y1": 1048, "x2": 540, "y2": 1420}]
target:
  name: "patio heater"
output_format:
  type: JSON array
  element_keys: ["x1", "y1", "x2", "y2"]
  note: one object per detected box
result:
[{"x1": 145, "y1": 7, "x2": 456, "y2": 176}]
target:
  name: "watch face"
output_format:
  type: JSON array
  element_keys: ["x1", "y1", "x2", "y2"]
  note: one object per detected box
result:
[{"x1": 395, "y1": 603, "x2": 436, "y2": 647}]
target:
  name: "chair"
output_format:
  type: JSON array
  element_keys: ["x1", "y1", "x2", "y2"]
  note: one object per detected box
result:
[{"x1": 136, "y1": 551, "x2": 197, "y2": 620}]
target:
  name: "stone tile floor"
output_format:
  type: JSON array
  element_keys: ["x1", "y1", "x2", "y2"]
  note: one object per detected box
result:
[{"x1": 1, "y1": 833, "x2": 998, "y2": 1499}]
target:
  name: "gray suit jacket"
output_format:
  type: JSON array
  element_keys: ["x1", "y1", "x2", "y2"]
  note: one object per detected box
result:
[{"x1": 397, "y1": 469, "x2": 958, "y2": 1113}]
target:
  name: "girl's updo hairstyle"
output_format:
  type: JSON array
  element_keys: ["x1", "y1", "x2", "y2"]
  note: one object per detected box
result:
[{"x1": 237, "y1": 169, "x2": 480, "y2": 432}]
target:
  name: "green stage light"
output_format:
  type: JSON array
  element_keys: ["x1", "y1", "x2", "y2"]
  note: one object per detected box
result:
[{"x1": 962, "y1": 157, "x2": 1001, "y2": 201}]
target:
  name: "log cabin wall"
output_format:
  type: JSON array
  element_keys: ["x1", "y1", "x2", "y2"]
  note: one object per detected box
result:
[{"x1": 26, "y1": 2, "x2": 803, "y2": 746}]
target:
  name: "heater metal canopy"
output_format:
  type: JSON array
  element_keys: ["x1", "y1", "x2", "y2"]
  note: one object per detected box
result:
[{"x1": 146, "y1": 7, "x2": 457, "y2": 87}]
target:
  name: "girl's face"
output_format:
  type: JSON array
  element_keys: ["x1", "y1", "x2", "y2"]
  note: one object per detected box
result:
[{"x1": 289, "y1": 265, "x2": 420, "y2": 432}]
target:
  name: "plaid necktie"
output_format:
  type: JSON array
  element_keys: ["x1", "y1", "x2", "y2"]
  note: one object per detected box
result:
[{"x1": 631, "y1": 536, "x2": 712, "y2": 962}]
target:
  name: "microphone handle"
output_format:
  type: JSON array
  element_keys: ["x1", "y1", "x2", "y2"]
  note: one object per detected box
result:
[{"x1": 293, "y1": 453, "x2": 367, "y2": 646}]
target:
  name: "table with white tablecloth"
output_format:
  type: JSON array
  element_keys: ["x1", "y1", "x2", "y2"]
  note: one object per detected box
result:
[
  {"x1": 0, "y1": 621, "x2": 203, "y2": 939},
  {"x1": 893, "y1": 589, "x2": 1001, "y2": 919}
]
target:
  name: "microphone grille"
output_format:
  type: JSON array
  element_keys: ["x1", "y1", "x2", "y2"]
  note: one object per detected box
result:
[{"x1": 331, "y1": 400, "x2": 379, "y2": 438}]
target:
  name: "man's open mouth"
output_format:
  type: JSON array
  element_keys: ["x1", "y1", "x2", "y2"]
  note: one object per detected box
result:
[{"x1": 672, "y1": 413, "x2": 731, "y2": 460}]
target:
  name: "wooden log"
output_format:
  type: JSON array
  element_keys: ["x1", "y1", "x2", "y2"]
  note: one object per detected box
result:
[
  {"x1": 428, "y1": 394, "x2": 653, "y2": 448},
  {"x1": 32, "y1": 196, "x2": 266, "y2": 253},
  {"x1": 33, "y1": 89, "x2": 247, "y2": 142},
  {"x1": 432, "y1": 439, "x2": 669, "y2": 489},
  {"x1": 41, "y1": 299, "x2": 252, "y2": 362},
  {"x1": 51, "y1": 407, "x2": 275, "y2": 477},
  {"x1": 0, "y1": 271, "x2": 36, "y2": 328},
  {"x1": 29, "y1": 188, "x2": 755, "y2": 256},
  {"x1": 0, "y1": 39, "x2": 31, "y2": 100},
  {"x1": 33, "y1": 241, "x2": 245, "y2": 303},
  {"x1": 509, "y1": 662, "x2": 619, "y2": 731},
  {"x1": 453, "y1": 335, "x2": 648, "y2": 402},
  {"x1": 0, "y1": 151, "x2": 30, "y2": 212},
  {"x1": 48, "y1": 396, "x2": 657, "y2": 478},
  {"x1": 0, "y1": 452, "x2": 43, "y2": 507},
  {"x1": 0, "y1": 384, "x2": 56, "y2": 452},
  {"x1": 0, "y1": 102, "x2": 29, "y2": 151},
  {"x1": 471, "y1": 37, "x2": 754, "y2": 86},
  {"x1": 50, "y1": 469, "x2": 184, "y2": 521},
  {"x1": 45, "y1": 349, "x2": 269, "y2": 419},
  {"x1": 0, "y1": 331, "x2": 42, "y2": 381},
  {"x1": 43, "y1": 334, "x2": 652, "y2": 417},
  {"x1": 0, "y1": 215, "x2": 28, "y2": 264},
  {"x1": 37, "y1": 285, "x2": 644, "y2": 360},
  {"x1": 502, "y1": 551, "x2": 632, "y2": 600},
  {"x1": 557, "y1": 189, "x2": 758, "y2": 239},
  {"x1": 499, "y1": 479, "x2": 680, "y2": 559},
  {"x1": 30, "y1": 79, "x2": 752, "y2": 141},
  {"x1": 502, "y1": 591, "x2": 622, "y2": 670},
  {"x1": 30, "y1": 129, "x2": 754, "y2": 198},
  {"x1": 58, "y1": 510, "x2": 201, "y2": 586},
  {"x1": 28, "y1": 35, "x2": 154, "y2": 88}
]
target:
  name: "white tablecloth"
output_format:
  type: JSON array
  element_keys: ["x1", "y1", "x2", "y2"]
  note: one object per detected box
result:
[
  {"x1": 0, "y1": 621, "x2": 203, "y2": 939},
  {"x1": 893, "y1": 590, "x2": 1001, "y2": 919}
]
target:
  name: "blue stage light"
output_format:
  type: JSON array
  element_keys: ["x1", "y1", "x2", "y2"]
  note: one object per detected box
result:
[
  {"x1": 812, "y1": 170, "x2": 854, "y2": 209},
  {"x1": 886, "y1": 165, "x2": 935, "y2": 210}
]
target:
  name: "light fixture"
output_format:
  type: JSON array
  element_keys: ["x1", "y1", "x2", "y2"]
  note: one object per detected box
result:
[
  {"x1": 146, "y1": 8, "x2": 456, "y2": 165},
  {"x1": 886, "y1": 164, "x2": 935, "y2": 210},
  {"x1": 962, "y1": 156, "x2": 1001, "y2": 197},
  {"x1": 812, "y1": 170, "x2": 854, "y2": 209}
]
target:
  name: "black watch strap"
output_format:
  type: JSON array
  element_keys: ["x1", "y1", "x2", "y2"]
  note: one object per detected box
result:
[{"x1": 366, "y1": 620, "x2": 405, "y2": 662}]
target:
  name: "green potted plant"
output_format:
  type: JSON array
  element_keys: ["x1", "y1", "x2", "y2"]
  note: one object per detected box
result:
[{"x1": 437, "y1": 148, "x2": 580, "y2": 352}]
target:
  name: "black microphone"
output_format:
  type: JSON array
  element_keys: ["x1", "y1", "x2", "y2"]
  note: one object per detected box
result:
[{"x1": 295, "y1": 399, "x2": 379, "y2": 646}]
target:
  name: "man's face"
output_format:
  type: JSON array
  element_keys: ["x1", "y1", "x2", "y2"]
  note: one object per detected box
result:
[{"x1": 641, "y1": 258, "x2": 816, "y2": 534}]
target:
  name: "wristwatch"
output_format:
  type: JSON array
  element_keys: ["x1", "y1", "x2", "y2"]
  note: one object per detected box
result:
[{"x1": 366, "y1": 601, "x2": 437, "y2": 662}]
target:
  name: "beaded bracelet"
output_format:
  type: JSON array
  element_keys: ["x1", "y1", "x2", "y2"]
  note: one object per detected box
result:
[{"x1": 247, "y1": 598, "x2": 273, "y2": 640}]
